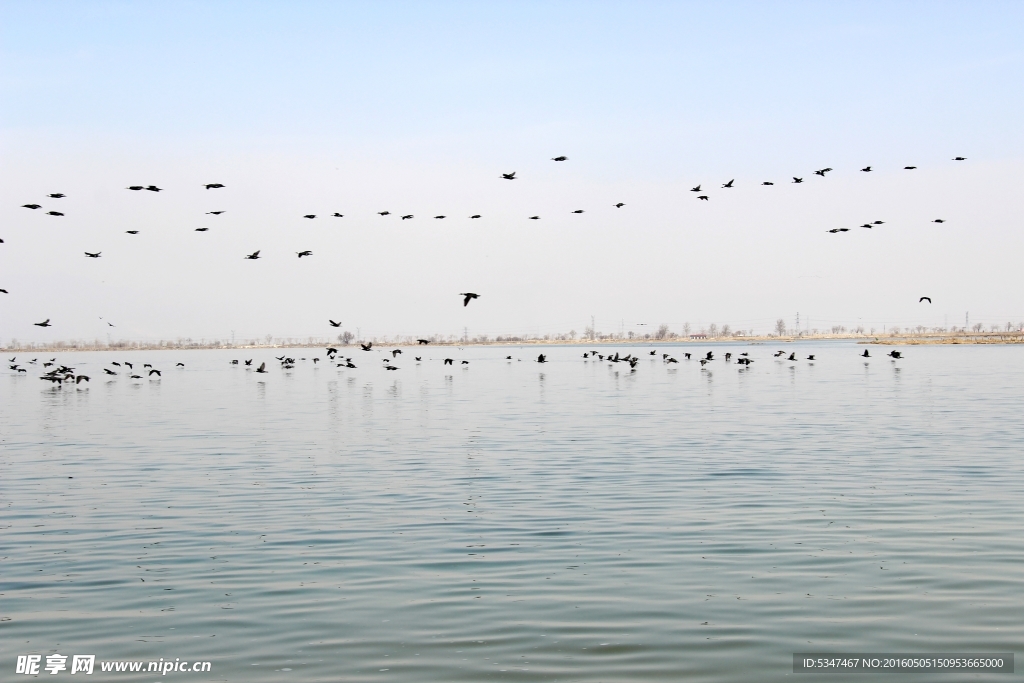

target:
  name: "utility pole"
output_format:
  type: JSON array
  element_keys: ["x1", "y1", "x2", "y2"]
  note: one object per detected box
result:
[
  {"x1": 464, "y1": 326, "x2": 468, "y2": 343},
  {"x1": 795, "y1": 312, "x2": 800, "y2": 336},
  {"x1": 966, "y1": 312, "x2": 969, "y2": 332}
]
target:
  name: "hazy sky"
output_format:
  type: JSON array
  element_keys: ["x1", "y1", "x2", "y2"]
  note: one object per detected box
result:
[{"x1": 2, "y1": 1, "x2": 1023, "y2": 343}]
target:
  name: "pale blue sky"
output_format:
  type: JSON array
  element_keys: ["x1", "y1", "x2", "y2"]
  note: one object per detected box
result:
[{"x1": 2, "y1": 1, "x2": 1023, "y2": 342}]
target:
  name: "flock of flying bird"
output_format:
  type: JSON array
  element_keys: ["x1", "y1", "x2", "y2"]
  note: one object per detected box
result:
[{"x1": 5, "y1": 153, "x2": 963, "y2": 325}]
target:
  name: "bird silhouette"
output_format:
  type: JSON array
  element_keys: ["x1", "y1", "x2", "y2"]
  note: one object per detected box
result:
[
  {"x1": 145, "y1": 185, "x2": 162, "y2": 192},
  {"x1": 444, "y1": 358, "x2": 453, "y2": 365},
  {"x1": 888, "y1": 350, "x2": 903, "y2": 359},
  {"x1": 860, "y1": 166, "x2": 872, "y2": 172},
  {"x1": 953, "y1": 157, "x2": 966, "y2": 161},
  {"x1": 176, "y1": 362, "x2": 185, "y2": 367},
  {"x1": 792, "y1": 177, "x2": 803, "y2": 183},
  {"x1": 103, "y1": 368, "x2": 116, "y2": 375},
  {"x1": 361, "y1": 342, "x2": 373, "y2": 351},
  {"x1": 329, "y1": 320, "x2": 342, "y2": 327},
  {"x1": 415, "y1": 357, "x2": 422, "y2": 361},
  {"x1": 814, "y1": 168, "x2": 832, "y2": 176},
  {"x1": 22, "y1": 204, "x2": 41, "y2": 209},
  {"x1": 392, "y1": 349, "x2": 402, "y2": 357},
  {"x1": 470, "y1": 214, "x2": 481, "y2": 219},
  {"x1": 47, "y1": 211, "x2": 64, "y2": 216},
  {"x1": 459, "y1": 292, "x2": 479, "y2": 306},
  {"x1": 571, "y1": 209, "x2": 584, "y2": 214},
  {"x1": 195, "y1": 227, "x2": 209, "y2": 231},
  {"x1": 149, "y1": 369, "x2": 161, "y2": 376},
  {"x1": 378, "y1": 211, "x2": 390, "y2": 216},
  {"x1": 75, "y1": 375, "x2": 90, "y2": 383},
  {"x1": 722, "y1": 179, "x2": 734, "y2": 188},
  {"x1": 245, "y1": 359, "x2": 253, "y2": 365},
  {"x1": 698, "y1": 195, "x2": 709, "y2": 201},
  {"x1": 204, "y1": 183, "x2": 225, "y2": 189},
  {"x1": 614, "y1": 202, "x2": 625, "y2": 208},
  {"x1": 244, "y1": 250, "x2": 260, "y2": 259},
  {"x1": 332, "y1": 212, "x2": 344, "y2": 217},
  {"x1": 761, "y1": 181, "x2": 774, "y2": 185},
  {"x1": 501, "y1": 172, "x2": 516, "y2": 180},
  {"x1": 255, "y1": 362, "x2": 268, "y2": 373},
  {"x1": 919, "y1": 297, "x2": 932, "y2": 303},
  {"x1": 861, "y1": 350, "x2": 870, "y2": 358},
  {"x1": 434, "y1": 215, "x2": 446, "y2": 219},
  {"x1": 787, "y1": 353, "x2": 797, "y2": 361},
  {"x1": 904, "y1": 166, "x2": 917, "y2": 170},
  {"x1": 461, "y1": 360, "x2": 469, "y2": 365},
  {"x1": 206, "y1": 211, "x2": 225, "y2": 215},
  {"x1": 873, "y1": 220, "x2": 884, "y2": 225},
  {"x1": 35, "y1": 319, "x2": 52, "y2": 327},
  {"x1": 537, "y1": 354, "x2": 547, "y2": 363},
  {"x1": 417, "y1": 339, "x2": 430, "y2": 344},
  {"x1": 126, "y1": 230, "x2": 139, "y2": 234},
  {"x1": 401, "y1": 214, "x2": 413, "y2": 220},
  {"x1": 84, "y1": 252, "x2": 101, "y2": 258},
  {"x1": 0, "y1": 288, "x2": 6, "y2": 294},
  {"x1": 551, "y1": 156, "x2": 568, "y2": 161},
  {"x1": 127, "y1": 186, "x2": 144, "y2": 191},
  {"x1": 807, "y1": 355, "x2": 815, "y2": 361},
  {"x1": 528, "y1": 215, "x2": 540, "y2": 220},
  {"x1": 297, "y1": 251, "x2": 313, "y2": 257},
  {"x1": 385, "y1": 365, "x2": 398, "y2": 370},
  {"x1": 690, "y1": 185, "x2": 701, "y2": 192},
  {"x1": 47, "y1": 193, "x2": 66, "y2": 198},
  {"x1": 860, "y1": 224, "x2": 873, "y2": 229},
  {"x1": 932, "y1": 219, "x2": 945, "y2": 223},
  {"x1": 303, "y1": 214, "x2": 316, "y2": 219}
]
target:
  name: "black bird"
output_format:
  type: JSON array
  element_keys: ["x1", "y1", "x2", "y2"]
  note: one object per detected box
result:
[
  {"x1": 528, "y1": 215, "x2": 540, "y2": 220},
  {"x1": 107, "y1": 322, "x2": 114, "y2": 327},
  {"x1": 904, "y1": 166, "x2": 917, "y2": 170},
  {"x1": 361, "y1": 342, "x2": 373, "y2": 351},
  {"x1": 144, "y1": 363, "x2": 152, "y2": 368},
  {"x1": 145, "y1": 185, "x2": 162, "y2": 192},
  {"x1": 762, "y1": 181, "x2": 774, "y2": 185},
  {"x1": 614, "y1": 202, "x2": 625, "y2": 208},
  {"x1": 501, "y1": 172, "x2": 516, "y2": 180},
  {"x1": 303, "y1": 214, "x2": 316, "y2": 219},
  {"x1": 666, "y1": 357, "x2": 678, "y2": 363},
  {"x1": 792, "y1": 177, "x2": 803, "y2": 183},
  {"x1": 47, "y1": 211, "x2": 64, "y2": 216},
  {"x1": 23, "y1": 204, "x2": 41, "y2": 209},
  {"x1": 207, "y1": 210, "x2": 225, "y2": 215},
  {"x1": 860, "y1": 166, "x2": 872, "y2": 172},
  {"x1": 461, "y1": 360, "x2": 469, "y2": 365},
  {"x1": 245, "y1": 359, "x2": 253, "y2": 365},
  {"x1": 255, "y1": 362, "x2": 268, "y2": 373},
  {"x1": 537, "y1": 354, "x2": 547, "y2": 363},
  {"x1": 697, "y1": 195, "x2": 709, "y2": 201},
  {"x1": 571, "y1": 209, "x2": 584, "y2": 214},
  {"x1": 725, "y1": 352, "x2": 732, "y2": 361},
  {"x1": 862, "y1": 350, "x2": 870, "y2": 358},
  {"x1": 0, "y1": 288, "x2": 6, "y2": 294},
  {"x1": 873, "y1": 220, "x2": 884, "y2": 225},
  {"x1": 124, "y1": 362, "x2": 133, "y2": 369},
  {"x1": 35, "y1": 319, "x2": 51, "y2": 327},
  {"x1": 417, "y1": 339, "x2": 430, "y2": 344},
  {"x1": 204, "y1": 183, "x2": 225, "y2": 189},
  {"x1": 127, "y1": 186, "x2": 144, "y2": 190},
  {"x1": 787, "y1": 353, "x2": 797, "y2": 361},
  {"x1": 932, "y1": 219, "x2": 945, "y2": 223},
  {"x1": 460, "y1": 292, "x2": 479, "y2": 306},
  {"x1": 332, "y1": 212, "x2": 344, "y2": 217},
  {"x1": 470, "y1": 214, "x2": 481, "y2": 219},
  {"x1": 838, "y1": 227, "x2": 850, "y2": 232},
  {"x1": 888, "y1": 350, "x2": 903, "y2": 359},
  {"x1": 378, "y1": 211, "x2": 390, "y2": 216},
  {"x1": 774, "y1": 350, "x2": 785, "y2": 357},
  {"x1": 244, "y1": 250, "x2": 260, "y2": 259},
  {"x1": 112, "y1": 362, "x2": 121, "y2": 366},
  {"x1": 827, "y1": 228, "x2": 840, "y2": 233},
  {"x1": 552, "y1": 156, "x2": 568, "y2": 161},
  {"x1": 919, "y1": 297, "x2": 931, "y2": 303},
  {"x1": 195, "y1": 228, "x2": 209, "y2": 232},
  {"x1": 149, "y1": 369, "x2": 161, "y2": 376},
  {"x1": 392, "y1": 349, "x2": 402, "y2": 357},
  {"x1": 860, "y1": 224, "x2": 873, "y2": 229},
  {"x1": 704, "y1": 351, "x2": 714, "y2": 361},
  {"x1": 47, "y1": 193, "x2": 66, "y2": 198},
  {"x1": 807, "y1": 355, "x2": 815, "y2": 361},
  {"x1": 953, "y1": 157, "x2": 966, "y2": 161},
  {"x1": 683, "y1": 353, "x2": 691, "y2": 360},
  {"x1": 506, "y1": 356, "x2": 513, "y2": 360},
  {"x1": 722, "y1": 179, "x2": 734, "y2": 188},
  {"x1": 434, "y1": 215, "x2": 446, "y2": 219},
  {"x1": 297, "y1": 251, "x2": 313, "y2": 257},
  {"x1": 814, "y1": 168, "x2": 832, "y2": 176},
  {"x1": 443, "y1": 358, "x2": 453, "y2": 365},
  {"x1": 130, "y1": 374, "x2": 142, "y2": 379},
  {"x1": 650, "y1": 350, "x2": 656, "y2": 355},
  {"x1": 401, "y1": 214, "x2": 413, "y2": 220},
  {"x1": 415, "y1": 357, "x2": 422, "y2": 361},
  {"x1": 690, "y1": 185, "x2": 701, "y2": 192},
  {"x1": 126, "y1": 230, "x2": 139, "y2": 234},
  {"x1": 385, "y1": 365, "x2": 398, "y2": 370},
  {"x1": 329, "y1": 320, "x2": 342, "y2": 327},
  {"x1": 103, "y1": 368, "x2": 117, "y2": 375},
  {"x1": 176, "y1": 362, "x2": 184, "y2": 367}
]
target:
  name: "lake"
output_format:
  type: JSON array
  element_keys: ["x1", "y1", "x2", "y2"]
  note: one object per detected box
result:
[{"x1": 2, "y1": 341, "x2": 1022, "y2": 681}]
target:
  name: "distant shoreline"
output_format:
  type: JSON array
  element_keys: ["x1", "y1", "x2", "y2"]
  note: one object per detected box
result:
[{"x1": 4, "y1": 332, "x2": 1022, "y2": 354}]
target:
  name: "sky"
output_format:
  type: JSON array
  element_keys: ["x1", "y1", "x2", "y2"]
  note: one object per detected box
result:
[{"x1": 2, "y1": 1, "x2": 1023, "y2": 343}]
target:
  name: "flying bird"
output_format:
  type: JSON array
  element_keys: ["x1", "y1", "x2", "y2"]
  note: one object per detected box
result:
[
  {"x1": 814, "y1": 168, "x2": 832, "y2": 176},
  {"x1": 536, "y1": 354, "x2": 547, "y2": 363},
  {"x1": 528, "y1": 215, "x2": 540, "y2": 220},
  {"x1": 297, "y1": 251, "x2": 312, "y2": 257},
  {"x1": 47, "y1": 193, "x2": 65, "y2": 198},
  {"x1": 571, "y1": 209, "x2": 584, "y2": 214},
  {"x1": 792, "y1": 177, "x2": 803, "y2": 183},
  {"x1": 22, "y1": 204, "x2": 41, "y2": 209},
  {"x1": 207, "y1": 211, "x2": 225, "y2": 215},
  {"x1": 762, "y1": 181, "x2": 774, "y2": 185},
  {"x1": 417, "y1": 339, "x2": 430, "y2": 344},
  {"x1": 690, "y1": 185, "x2": 701, "y2": 192},
  {"x1": 329, "y1": 320, "x2": 342, "y2": 327},
  {"x1": 149, "y1": 369, "x2": 162, "y2": 377},
  {"x1": 145, "y1": 185, "x2": 162, "y2": 192},
  {"x1": 697, "y1": 195, "x2": 709, "y2": 201},
  {"x1": 722, "y1": 179, "x2": 734, "y2": 188},
  {"x1": 126, "y1": 230, "x2": 139, "y2": 234},
  {"x1": 873, "y1": 220, "x2": 884, "y2": 225},
  {"x1": 103, "y1": 368, "x2": 116, "y2": 375},
  {"x1": 443, "y1": 358, "x2": 453, "y2": 365},
  {"x1": 195, "y1": 227, "x2": 209, "y2": 232},
  {"x1": 401, "y1": 214, "x2": 413, "y2": 220},
  {"x1": 460, "y1": 292, "x2": 479, "y2": 306},
  {"x1": 919, "y1": 297, "x2": 932, "y2": 303},
  {"x1": 361, "y1": 342, "x2": 373, "y2": 351},
  {"x1": 127, "y1": 186, "x2": 144, "y2": 191},
  {"x1": 35, "y1": 319, "x2": 51, "y2": 327},
  {"x1": 860, "y1": 166, "x2": 872, "y2": 172},
  {"x1": 953, "y1": 157, "x2": 966, "y2": 161},
  {"x1": 244, "y1": 250, "x2": 261, "y2": 259},
  {"x1": 904, "y1": 166, "x2": 917, "y2": 170},
  {"x1": 85, "y1": 252, "x2": 101, "y2": 258},
  {"x1": 303, "y1": 214, "x2": 316, "y2": 219},
  {"x1": 551, "y1": 156, "x2": 568, "y2": 161},
  {"x1": 0, "y1": 288, "x2": 7, "y2": 293},
  {"x1": 614, "y1": 203, "x2": 625, "y2": 208},
  {"x1": 862, "y1": 350, "x2": 870, "y2": 358},
  {"x1": 255, "y1": 362, "x2": 268, "y2": 373},
  {"x1": 501, "y1": 172, "x2": 516, "y2": 180},
  {"x1": 470, "y1": 214, "x2": 481, "y2": 218},
  {"x1": 392, "y1": 349, "x2": 402, "y2": 357},
  {"x1": 932, "y1": 219, "x2": 945, "y2": 223},
  {"x1": 47, "y1": 211, "x2": 64, "y2": 216},
  {"x1": 378, "y1": 211, "x2": 390, "y2": 216},
  {"x1": 434, "y1": 215, "x2": 446, "y2": 219},
  {"x1": 75, "y1": 375, "x2": 90, "y2": 383},
  {"x1": 204, "y1": 183, "x2": 225, "y2": 189}
]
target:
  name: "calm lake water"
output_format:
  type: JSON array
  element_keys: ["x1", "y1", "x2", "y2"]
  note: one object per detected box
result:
[{"x1": 2, "y1": 342, "x2": 1022, "y2": 681}]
